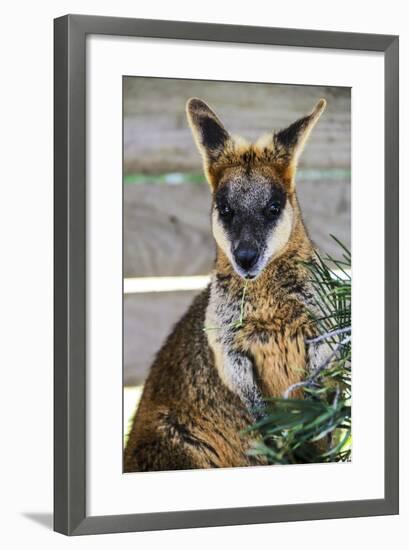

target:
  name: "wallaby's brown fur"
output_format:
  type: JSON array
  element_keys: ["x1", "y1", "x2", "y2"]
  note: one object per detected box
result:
[{"x1": 124, "y1": 97, "x2": 327, "y2": 472}]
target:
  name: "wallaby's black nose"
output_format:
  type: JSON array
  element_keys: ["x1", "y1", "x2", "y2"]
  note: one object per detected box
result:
[{"x1": 234, "y1": 244, "x2": 259, "y2": 271}]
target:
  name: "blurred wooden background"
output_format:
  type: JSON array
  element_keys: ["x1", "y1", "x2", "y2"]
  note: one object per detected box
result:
[{"x1": 124, "y1": 78, "x2": 351, "y2": 386}]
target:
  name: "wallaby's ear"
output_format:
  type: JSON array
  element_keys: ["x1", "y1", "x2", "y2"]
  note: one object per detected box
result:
[
  {"x1": 186, "y1": 98, "x2": 231, "y2": 166},
  {"x1": 275, "y1": 98, "x2": 326, "y2": 177}
]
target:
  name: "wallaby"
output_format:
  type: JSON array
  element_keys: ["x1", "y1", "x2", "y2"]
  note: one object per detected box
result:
[{"x1": 124, "y1": 97, "x2": 327, "y2": 472}]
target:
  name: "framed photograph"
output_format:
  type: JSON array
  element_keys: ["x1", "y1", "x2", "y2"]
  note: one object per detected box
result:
[{"x1": 54, "y1": 14, "x2": 399, "y2": 535}]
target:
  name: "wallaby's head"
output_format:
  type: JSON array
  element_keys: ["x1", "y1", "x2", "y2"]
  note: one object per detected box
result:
[{"x1": 186, "y1": 97, "x2": 326, "y2": 279}]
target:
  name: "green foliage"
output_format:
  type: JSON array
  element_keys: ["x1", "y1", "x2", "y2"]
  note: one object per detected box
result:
[{"x1": 245, "y1": 236, "x2": 351, "y2": 464}]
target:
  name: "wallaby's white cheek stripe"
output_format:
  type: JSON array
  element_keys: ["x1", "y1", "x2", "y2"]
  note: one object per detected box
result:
[
  {"x1": 212, "y1": 209, "x2": 235, "y2": 265},
  {"x1": 264, "y1": 202, "x2": 294, "y2": 262}
]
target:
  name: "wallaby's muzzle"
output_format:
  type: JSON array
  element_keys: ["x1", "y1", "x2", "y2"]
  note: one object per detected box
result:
[{"x1": 233, "y1": 242, "x2": 259, "y2": 273}]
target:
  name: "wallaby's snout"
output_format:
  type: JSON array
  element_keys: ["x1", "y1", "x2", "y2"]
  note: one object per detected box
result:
[{"x1": 233, "y1": 242, "x2": 259, "y2": 274}]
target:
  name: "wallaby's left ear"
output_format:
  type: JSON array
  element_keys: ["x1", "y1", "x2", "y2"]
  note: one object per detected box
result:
[
  {"x1": 275, "y1": 98, "x2": 326, "y2": 173},
  {"x1": 186, "y1": 98, "x2": 231, "y2": 165}
]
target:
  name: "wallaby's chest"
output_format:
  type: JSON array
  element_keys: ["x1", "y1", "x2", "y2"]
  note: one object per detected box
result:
[{"x1": 206, "y1": 277, "x2": 312, "y2": 402}]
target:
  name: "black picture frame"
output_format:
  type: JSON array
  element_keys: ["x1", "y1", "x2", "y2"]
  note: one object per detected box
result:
[{"x1": 54, "y1": 14, "x2": 399, "y2": 536}]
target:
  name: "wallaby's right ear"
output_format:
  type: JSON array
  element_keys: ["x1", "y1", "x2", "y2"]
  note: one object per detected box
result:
[{"x1": 186, "y1": 98, "x2": 231, "y2": 166}]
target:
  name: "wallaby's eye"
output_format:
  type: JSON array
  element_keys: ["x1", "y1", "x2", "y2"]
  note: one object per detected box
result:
[
  {"x1": 218, "y1": 203, "x2": 234, "y2": 220},
  {"x1": 266, "y1": 201, "x2": 281, "y2": 218}
]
